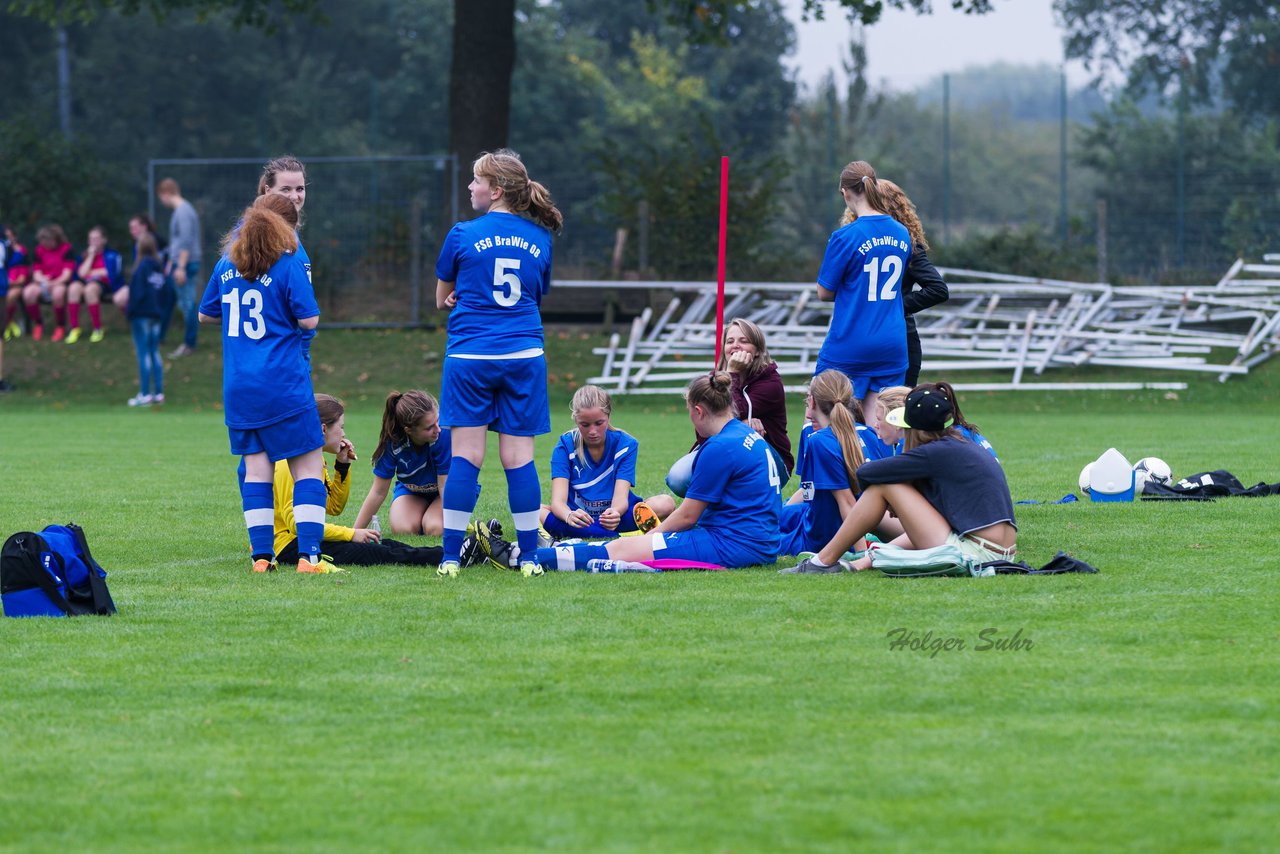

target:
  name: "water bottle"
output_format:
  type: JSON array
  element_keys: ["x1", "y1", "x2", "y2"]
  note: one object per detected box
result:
[
  {"x1": 370, "y1": 515, "x2": 381, "y2": 536},
  {"x1": 586, "y1": 558, "x2": 658, "y2": 574}
]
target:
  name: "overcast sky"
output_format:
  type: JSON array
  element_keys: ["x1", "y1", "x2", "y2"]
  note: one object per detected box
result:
[{"x1": 782, "y1": 0, "x2": 1090, "y2": 93}]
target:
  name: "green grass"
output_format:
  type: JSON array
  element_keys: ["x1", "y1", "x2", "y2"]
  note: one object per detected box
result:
[{"x1": 1, "y1": 324, "x2": 1277, "y2": 851}]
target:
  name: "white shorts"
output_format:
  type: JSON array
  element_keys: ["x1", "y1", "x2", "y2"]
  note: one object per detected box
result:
[{"x1": 946, "y1": 531, "x2": 1016, "y2": 564}]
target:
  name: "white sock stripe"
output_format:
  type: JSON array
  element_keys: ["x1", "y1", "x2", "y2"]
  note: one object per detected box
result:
[
  {"x1": 443, "y1": 509, "x2": 473, "y2": 531},
  {"x1": 512, "y1": 510, "x2": 541, "y2": 531},
  {"x1": 244, "y1": 508, "x2": 274, "y2": 528},
  {"x1": 294, "y1": 505, "x2": 325, "y2": 526},
  {"x1": 555, "y1": 545, "x2": 576, "y2": 572},
  {"x1": 651, "y1": 532, "x2": 667, "y2": 551}
]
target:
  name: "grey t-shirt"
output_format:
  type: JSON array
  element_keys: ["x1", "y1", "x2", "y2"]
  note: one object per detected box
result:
[
  {"x1": 856, "y1": 435, "x2": 1016, "y2": 536},
  {"x1": 169, "y1": 199, "x2": 202, "y2": 265}
]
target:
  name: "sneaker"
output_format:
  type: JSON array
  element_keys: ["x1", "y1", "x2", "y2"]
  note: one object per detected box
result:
[
  {"x1": 251, "y1": 558, "x2": 277, "y2": 573},
  {"x1": 51, "y1": 326, "x2": 65, "y2": 343},
  {"x1": 0, "y1": 379, "x2": 13, "y2": 394},
  {"x1": 152, "y1": 393, "x2": 165, "y2": 405},
  {"x1": 632, "y1": 501, "x2": 660, "y2": 533},
  {"x1": 65, "y1": 327, "x2": 81, "y2": 344},
  {"x1": 32, "y1": 324, "x2": 43, "y2": 341},
  {"x1": 169, "y1": 344, "x2": 194, "y2": 358},
  {"x1": 436, "y1": 560, "x2": 460, "y2": 578},
  {"x1": 127, "y1": 393, "x2": 154, "y2": 407},
  {"x1": 3, "y1": 321, "x2": 20, "y2": 341},
  {"x1": 779, "y1": 556, "x2": 849, "y2": 575},
  {"x1": 519, "y1": 560, "x2": 544, "y2": 578},
  {"x1": 89, "y1": 328, "x2": 105, "y2": 343},
  {"x1": 297, "y1": 556, "x2": 344, "y2": 574}
]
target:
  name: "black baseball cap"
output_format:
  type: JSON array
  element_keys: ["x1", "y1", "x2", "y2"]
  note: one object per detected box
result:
[{"x1": 884, "y1": 388, "x2": 955, "y2": 431}]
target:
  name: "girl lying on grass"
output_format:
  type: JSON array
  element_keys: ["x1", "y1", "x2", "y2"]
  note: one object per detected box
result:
[
  {"x1": 539, "y1": 384, "x2": 674, "y2": 541},
  {"x1": 354, "y1": 390, "x2": 451, "y2": 536},
  {"x1": 273, "y1": 394, "x2": 443, "y2": 568},
  {"x1": 787, "y1": 386, "x2": 1015, "y2": 574}
]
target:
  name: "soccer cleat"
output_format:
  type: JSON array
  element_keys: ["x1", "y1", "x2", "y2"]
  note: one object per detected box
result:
[
  {"x1": 536, "y1": 523, "x2": 554, "y2": 549},
  {"x1": 3, "y1": 321, "x2": 20, "y2": 341},
  {"x1": 251, "y1": 558, "x2": 276, "y2": 573},
  {"x1": 436, "y1": 560, "x2": 460, "y2": 578},
  {"x1": 519, "y1": 560, "x2": 544, "y2": 578},
  {"x1": 51, "y1": 326, "x2": 65, "y2": 343},
  {"x1": 632, "y1": 501, "x2": 660, "y2": 533},
  {"x1": 297, "y1": 556, "x2": 344, "y2": 574},
  {"x1": 473, "y1": 521, "x2": 517, "y2": 571},
  {"x1": 65, "y1": 327, "x2": 81, "y2": 344},
  {"x1": 779, "y1": 557, "x2": 849, "y2": 575},
  {"x1": 89, "y1": 328, "x2": 105, "y2": 343},
  {"x1": 32, "y1": 324, "x2": 43, "y2": 341}
]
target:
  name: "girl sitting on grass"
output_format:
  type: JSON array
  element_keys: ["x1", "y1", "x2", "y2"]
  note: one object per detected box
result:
[
  {"x1": 778, "y1": 371, "x2": 865, "y2": 557},
  {"x1": 273, "y1": 394, "x2": 443, "y2": 568},
  {"x1": 354, "y1": 390, "x2": 451, "y2": 536},
  {"x1": 529, "y1": 371, "x2": 782, "y2": 571},
  {"x1": 788, "y1": 386, "x2": 1015, "y2": 574},
  {"x1": 540, "y1": 385, "x2": 674, "y2": 541}
]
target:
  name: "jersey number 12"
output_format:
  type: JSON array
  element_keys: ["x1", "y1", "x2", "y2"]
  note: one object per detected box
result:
[
  {"x1": 863, "y1": 255, "x2": 903, "y2": 302},
  {"x1": 222, "y1": 287, "x2": 266, "y2": 340}
]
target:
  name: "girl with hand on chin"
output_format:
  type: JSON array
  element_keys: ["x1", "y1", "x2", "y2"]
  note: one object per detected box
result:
[
  {"x1": 434, "y1": 149, "x2": 562, "y2": 578},
  {"x1": 540, "y1": 385, "x2": 674, "y2": 542},
  {"x1": 534, "y1": 372, "x2": 782, "y2": 571}
]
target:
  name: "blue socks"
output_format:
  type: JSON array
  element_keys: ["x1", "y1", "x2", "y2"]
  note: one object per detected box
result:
[
  {"x1": 240, "y1": 480, "x2": 275, "y2": 560},
  {"x1": 293, "y1": 477, "x2": 326, "y2": 563},
  {"x1": 536, "y1": 542, "x2": 609, "y2": 572},
  {"x1": 442, "y1": 457, "x2": 481, "y2": 564},
  {"x1": 505, "y1": 461, "x2": 541, "y2": 562}
]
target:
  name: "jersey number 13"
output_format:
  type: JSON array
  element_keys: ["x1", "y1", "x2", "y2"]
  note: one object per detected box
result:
[{"x1": 222, "y1": 287, "x2": 266, "y2": 340}]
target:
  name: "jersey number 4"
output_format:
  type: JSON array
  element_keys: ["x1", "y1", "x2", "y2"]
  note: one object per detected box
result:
[
  {"x1": 492, "y1": 258, "x2": 522, "y2": 307},
  {"x1": 222, "y1": 287, "x2": 266, "y2": 340},
  {"x1": 863, "y1": 255, "x2": 903, "y2": 302}
]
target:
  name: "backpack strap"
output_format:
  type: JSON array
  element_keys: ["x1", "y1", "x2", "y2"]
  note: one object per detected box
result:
[
  {"x1": 66, "y1": 524, "x2": 117, "y2": 616},
  {"x1": 24, "y1": 542, "x2": 83, "y2": 616}
]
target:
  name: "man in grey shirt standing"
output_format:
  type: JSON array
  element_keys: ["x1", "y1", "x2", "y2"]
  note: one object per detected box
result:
[{"x1": 157, "y1": 178, "x2": 201, "y2": 357}]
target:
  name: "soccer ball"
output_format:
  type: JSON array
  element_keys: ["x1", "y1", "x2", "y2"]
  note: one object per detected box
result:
[
  {"x1": 1078, "y1": 462, "x2": 1093, "y2": 494},
  {"x1": 1133, "y1": 457, "x2": 1173, "y2": 490}
]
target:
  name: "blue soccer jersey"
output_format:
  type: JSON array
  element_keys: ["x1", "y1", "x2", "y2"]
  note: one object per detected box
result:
[
  {"x1": 686, "y1": 419, "x2": 782, "y2": 559},
  {"x1": 956, "y1": 424, "x2": 999, "y2": 462},
  {"x1": 435, "y1": 211, "x2": 553, "y2": 355},
  {"x1": 815, "y1": 215, "x2": 912, "y2": 376},
  {"x1": 860, "y1": 424, "x2": 898, "y2": 460},
  {"x1": 372, "y1": 429, "x2": 453, "y2": 494},
  {"x1": 199, "y1": 252, "x2": 319, "y2": 429},
  {"x1": 798, "y1": 421, "x2": 877, "y2": 469},
  {"x1": 550, "y1": 429, "x2": 639, "y2": 517},
  {"x1": 792, "y1": 426, "x2": 856, "y2": 552}
]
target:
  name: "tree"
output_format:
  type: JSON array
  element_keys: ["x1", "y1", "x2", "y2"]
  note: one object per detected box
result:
[{"x1": 1059, "y1": 1, "x2": 1280, "y2": 119}]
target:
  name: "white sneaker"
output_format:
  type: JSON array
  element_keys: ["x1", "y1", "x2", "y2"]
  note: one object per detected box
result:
[
  {"x1": 127, "y1": 394, "x2": 154, "y2": 407},
  {"x1": 152, "y1": 393, "x2": 165, "y2": 405}
]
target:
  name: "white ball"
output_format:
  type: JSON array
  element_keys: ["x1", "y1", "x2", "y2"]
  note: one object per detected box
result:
[
  {"x1": 1133, "y1": 457, "x2": 1172, "y2": 487},
  {"x1": 1078, "y1": 462, "x2": 1093, "y2": 494}
]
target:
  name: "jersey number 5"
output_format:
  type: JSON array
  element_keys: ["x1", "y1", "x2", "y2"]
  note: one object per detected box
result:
[
  {"x1": 492, "y1": 258, "x2": 521, "y2": 307},
  {"x1": 863, "y1": 255, "x2": 903, "y2": 302},
  {"x1": 222, "y1": 287, "x2": 266, "y2": 340}
]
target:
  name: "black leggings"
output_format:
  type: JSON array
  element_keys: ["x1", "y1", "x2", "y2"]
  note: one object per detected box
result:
[{"x1": 279, "y1": 538, "x2": 442, "y2": 567}]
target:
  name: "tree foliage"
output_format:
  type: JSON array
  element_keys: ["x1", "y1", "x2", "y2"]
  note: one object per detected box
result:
[
  {"x1": 6, "y1": 0, "x2": 320, "y2": 30},
  {"x1": 652, "y1": 0, "x2": 994, "y2": 34},
  {"x1": 1059, "y1": 0, "x2": 1280, "y2": 119}
]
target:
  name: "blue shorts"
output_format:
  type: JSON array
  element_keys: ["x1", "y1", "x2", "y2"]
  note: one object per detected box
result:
[
  {"x1": 441, "y1": 355, "x2": 551, "y2": 436},
  {"x1": 392, "y1": 481, "x2": 440, "y2": 504},
  {"x1": 813, "y1": 363, "x2": 906, "y2": 399},
  {"x1": 652, "y1": 527, "x2": 775, "y2": 569},
  {"x1": 228, "y1": 407, "x2": 323, "y2": 462},
  {"x1": 544, "y1": 492, "x2": 644, "y2": 539}
]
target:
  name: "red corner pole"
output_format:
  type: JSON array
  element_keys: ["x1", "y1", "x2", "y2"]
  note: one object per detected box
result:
[{"x1": 714, "y1": 156, "x2": 729, "y2": 367}]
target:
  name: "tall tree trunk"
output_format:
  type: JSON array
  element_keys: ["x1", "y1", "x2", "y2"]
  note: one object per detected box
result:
[{"x1": 448, "y1": 0, "x2": 516, "y2": 222}]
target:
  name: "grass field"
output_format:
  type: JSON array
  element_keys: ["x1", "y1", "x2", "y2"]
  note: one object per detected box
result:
[{"x1": 1, "y1": 324, "x2": 1277, "y2": 851}]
